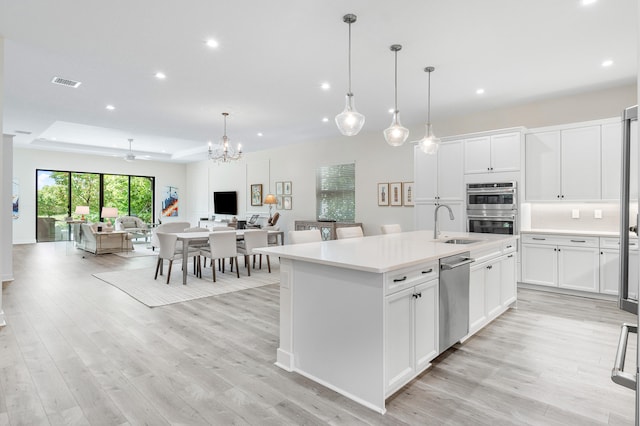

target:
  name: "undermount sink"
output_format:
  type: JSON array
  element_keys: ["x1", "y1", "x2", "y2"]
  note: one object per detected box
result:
[{"x1": 442, "y1": 238, "x2": 478, "y2": 245}]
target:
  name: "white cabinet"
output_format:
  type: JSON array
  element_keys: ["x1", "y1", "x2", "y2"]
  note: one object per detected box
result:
[
  {"x1": 525, "y1": 125, "x2": 601, "y2": 201},
  {"x1": 468, "y1": 251, "x2": 517, "y2": 335},
  {"x1": 521, "y1": 234, "x2": 599, "y2": 293},
  {"x1": 385, "y1": 277, "x2": 438, "y2": 396},
  {"x1": 464, "y1": 132, "x2": 521, "y2": 174},
  {"x1": 599, "y1": 238, "x2": 639, "y2": 297},
  {"x1": 414, "y1": 141, "x2": 464, "y2": 201},
  {"x1": 415, "y1": 201, "x2": 465, "y2": 233}
]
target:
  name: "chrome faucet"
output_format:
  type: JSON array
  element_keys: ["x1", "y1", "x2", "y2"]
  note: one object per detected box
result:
[{"x1": 434, "y1": 204, "x2": 455, "y2": 239}]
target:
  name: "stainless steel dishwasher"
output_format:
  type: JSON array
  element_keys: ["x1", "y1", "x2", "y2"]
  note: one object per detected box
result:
[{"x1": 439, "y1": 251, "x2": 475, "y2": 353}]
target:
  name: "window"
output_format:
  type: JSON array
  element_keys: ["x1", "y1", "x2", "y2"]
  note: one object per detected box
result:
[
  {"x1": 36, "y1": 169, "x2": 154, "y2": 242},
  {"x1": 316, "y1": 163, "x2": 355, "y2": 222}
]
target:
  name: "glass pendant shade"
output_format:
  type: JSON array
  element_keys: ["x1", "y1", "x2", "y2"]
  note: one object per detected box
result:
[
  {"x1": 384, "y1": 111, "x2": 409, "y2": 146},
  {"x1": 418, "y1": 124, "x2": 440, "y2": 154},
  {"x1": 336, "y1": 93, "x2": 365, "y2": 136}
]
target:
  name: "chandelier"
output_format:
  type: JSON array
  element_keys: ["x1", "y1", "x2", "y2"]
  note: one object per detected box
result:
[{"x1": 208, "y1": 112, "x2": 242, "y2": 163}]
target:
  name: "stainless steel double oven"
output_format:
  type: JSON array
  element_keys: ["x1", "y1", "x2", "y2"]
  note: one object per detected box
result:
[{"x1": 466, "y1": 182, "x2": 517, "y2": 235}]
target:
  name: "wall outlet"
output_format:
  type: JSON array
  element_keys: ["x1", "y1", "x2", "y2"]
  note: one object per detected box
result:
[
  {"x1": 571, "y1": 209, "x2": 580, "y2": 219},
  {"x1": 594, "y1": 209, "x2": 603, "y2": 219}
]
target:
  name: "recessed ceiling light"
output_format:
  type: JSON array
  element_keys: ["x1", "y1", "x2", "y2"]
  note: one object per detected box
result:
[
  {"x1": 476, "y1": 88, "x2": 485, "y2": 95},
  {"x1": 322, "y1": 117, "x2": 329, "y2": 123},
  {"x1": 321, "y1": 82, "x2": 330, "y2": 90},
  {"x1": 205, "y1": 39, "x2": 219, "y2": 48},
  {"x1": 581, "y1": 0, "x2": 597, "y2": 6},
  {"x1": 257, "y1": 132, "x2": 263, "y2": 137},
  {"x1": 106, "y1": 105, "x2": 115, "y2": 110},
  {"x1": 155, "y1": 72, "x2": 166, "y2": 79},
  {"x1": 602, "y1": 59, "x2": 613, "y2": 67}
]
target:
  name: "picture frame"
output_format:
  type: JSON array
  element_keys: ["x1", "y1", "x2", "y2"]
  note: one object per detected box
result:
[
  {"x1": 378, "y1": 183, "x2": 389, "y2": 206},
  {"x1": 390, "y1": 182, "x2": 402, "y2": 206},
  {"x1": 283, "y1": 196, "x2": 292, "y2": 210},
  {"x1": 402, "y1": 181, "x2": 414, "y2": 206},
  {"x1": 276, "y1": 181, "x2": 283, "y2": 195},
  {"x1": 251, "y1": 184, "x2": 263, "y2": 206},
  {"x1": 284, "y1": 181, "x2": 292, "y2": 195},
  {"x1": 276, "y1": 196, "x2": 284, "y2": 210}
]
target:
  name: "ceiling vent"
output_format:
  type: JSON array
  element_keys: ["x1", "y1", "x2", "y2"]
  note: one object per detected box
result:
[{"x1": 51, "y1": 77, "x2": 81, "y2": 88}]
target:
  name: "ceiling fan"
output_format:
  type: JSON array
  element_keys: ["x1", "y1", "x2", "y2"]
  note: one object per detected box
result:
[{"x1": 124, "y1": 138, "x2": 136, "y2": 162}]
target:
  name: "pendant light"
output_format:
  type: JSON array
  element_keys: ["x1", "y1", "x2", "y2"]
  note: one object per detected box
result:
[
  {"x1": 335, "y1": 13, "x2": 365, "y2": 136},
  {"x1": 417, "y1": 66, "x2": 440, "y2": 154},
  {"x1": 383, "y1": 44, "x2": 409, "y2": 146}
]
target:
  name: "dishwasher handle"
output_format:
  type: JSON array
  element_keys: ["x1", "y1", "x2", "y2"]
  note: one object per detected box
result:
[
  {"x1": 440, "y1": 257, "x2": 475, "y2": 270},
  {"x1": 611, "y1": 323, "x2": 637, "y2": 391}
]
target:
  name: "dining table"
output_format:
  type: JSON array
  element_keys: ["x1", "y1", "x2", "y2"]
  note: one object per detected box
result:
[{"x1": 173, "y1": 229, "x2": 285, "y2": 285}]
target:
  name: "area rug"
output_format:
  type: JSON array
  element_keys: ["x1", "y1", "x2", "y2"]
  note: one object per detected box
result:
[{"x1": 92, "y1": 261, "x2": 279, "y2": 307}]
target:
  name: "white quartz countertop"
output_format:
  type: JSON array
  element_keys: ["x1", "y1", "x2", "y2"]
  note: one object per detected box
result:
[
  {"x1": 256, "y1": 230, "x2": 517, "y2": 274},
  {"x1": 521, "y1": 229, "x2": 637, "y2": 238}
]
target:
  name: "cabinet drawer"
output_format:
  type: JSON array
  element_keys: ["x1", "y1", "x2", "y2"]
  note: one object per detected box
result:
[
  {"x1": 601, "y1": 237, "x2": 639, "y2": 250},
  {"x1": 386, "y1": 262, "x2": 438, "y2": 295},
  {"x1": 521, "y1": 234, "x2": 598, "y2": 247},
  {"x1": 502, "y1": 240, "x2": 517, "y2": 254},
  {"x1": 471, "y1": 244, "x2": 503, "y2": 264}
]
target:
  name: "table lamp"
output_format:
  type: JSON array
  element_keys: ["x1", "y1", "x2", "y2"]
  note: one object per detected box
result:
[
  {"x1": 101, "y1": 207, "x2": 118, "y2": 228},
  {"x1": 75, "y1": 205, "x2": 89, "y2": 221},
  {"x1": 264, "y1": 194, "x2": 277, "y2": 219}
]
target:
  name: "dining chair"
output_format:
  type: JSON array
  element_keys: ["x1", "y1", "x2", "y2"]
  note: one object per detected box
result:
[
  {"x1": 336, "y1": 226, "x2": 364, "y2": 239},
  {"x1": 288, "y1": 229, "x2": 322, "y2": 244},
  {"x1": 381, "y1": 224, "x2": 402, "y2": 234},
  {"x1": 236, "y1": 229, "x2": 270, "y2": 276},
  {"x1": 182, "y1": 227, "x2": 209, "y2": 270},
  {"x1": 154, "y1": 232, "x2": 201, "y2": 284},
  {"x1": 199, "y1": 231, "x2": 239, "y2": 282},
  {"x1": 211, "y1": 226, "x2": 234, "y2": 232}
]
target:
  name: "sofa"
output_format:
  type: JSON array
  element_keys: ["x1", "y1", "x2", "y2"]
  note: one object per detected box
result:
[
  {"x1": 76, "y1": 223, "x2": 133, "y2": 254},
  {"x1": 115, "y1": 216, "x2": 149, "y2": 241},
  {"x1": 150, "y1": 221, "x2": 191, "y2": 250}
]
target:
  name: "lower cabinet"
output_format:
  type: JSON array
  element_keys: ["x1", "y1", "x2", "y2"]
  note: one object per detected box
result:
[
  {"x1": 599, "y1": 238, "x2": 639, "y2": 297},
  {"x1": 469, "y1": 253, "x2": 516, "y2": 335},
  {"x1": 385, "y1": 279, "x2": 438, "y2": 396},
  {"x1": 521, "y1": 235, "x2": 599, "y2": 293}
]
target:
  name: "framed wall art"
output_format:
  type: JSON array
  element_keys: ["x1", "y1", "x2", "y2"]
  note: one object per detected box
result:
[
  {"x1": 378, "y1": 183, "x2": 389, "y2": 206},
  {"x1": 276, "y1": 181, "x2": 283, "y2": 195},
  {"x1": 390, "y1": 182, "x2": 402, "y2": 206},
  {"x1": 402, "y1": 181, "x2": 414, "y2": 206},
  {"x1": 251, "y1": 184, "x2": 263, "y2": 206},
  {"x1": 276, "y1": 196, "x2": 284, "y2": 210},
  {"x1": 284, "y1": 181, "x2": 292, "y2": 195},
  {"x1": 283, "y1": 196, "x2": 292, "y2": 210}
]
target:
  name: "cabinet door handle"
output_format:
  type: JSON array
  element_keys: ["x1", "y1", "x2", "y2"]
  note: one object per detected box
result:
[
  {"x1": 561, "y1": 195, "x2": 565, "y2": 199},
  {"x1": 506, "y1": 245, "x2": 513, "y2": 249},
  {"x1": 422, "y1": 268, "x2": 433, "y2": 274},
  {"x1": 393, "y1": 276, "x2": 407, "y2": 283},
  {"x1": 507, "y1": 254, "x2": 514, "y2": 258},
  {"x1": 487, "y1": 265, "x2": 493, "y2": 269},
  {"x1": 570, "y1": 240, "x2": 586, "y2": 243},
  {"x1": 557, "y1": 195, "x2": 560, "y2": 198},
  {"x1": 554, "y1": 248, "x2": 557, "y2": 251},
  {"x1": 412, "y1": 293, "x2": 422, "y2": 299},
  {"x1": 601, "y1": 251, "x2": 604, "y2": 255},
  {"x1": 532, "y1": 237, "x2": 546, "y2": 241}
]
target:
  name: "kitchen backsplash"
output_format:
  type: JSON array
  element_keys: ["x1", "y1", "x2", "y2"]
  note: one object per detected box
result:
[{"x1": 522, "y1": 202, "x2": 638, "y2": 233}]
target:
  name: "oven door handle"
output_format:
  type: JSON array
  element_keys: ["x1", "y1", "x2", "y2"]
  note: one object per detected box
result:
[
  {"x1": 466, "y1": 189, "x2": 515, "y2": 194},
  {"x1": 467, "y1": 215, "x2": 516, "y2": 220}
]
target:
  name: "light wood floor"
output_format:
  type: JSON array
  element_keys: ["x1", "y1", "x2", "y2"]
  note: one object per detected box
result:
[{"x1": 0, "y1": 242, "x2": 637, "y2": 425}]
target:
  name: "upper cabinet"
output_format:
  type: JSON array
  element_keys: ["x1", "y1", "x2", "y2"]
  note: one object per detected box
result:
[
  {"x1": 414, "y1": 141, "x2": 464, "y2": 201},
  {"x1": 464, "y1": 132, "x2": 521, "y2": 174},
  {"x1": 525, "y1": 124, "x2": 603, "y2": 201}
]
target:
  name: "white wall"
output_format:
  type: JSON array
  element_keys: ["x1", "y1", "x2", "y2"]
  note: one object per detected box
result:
[{"x1": 12, "y1": 148, "x2": 187, "y2": 244}]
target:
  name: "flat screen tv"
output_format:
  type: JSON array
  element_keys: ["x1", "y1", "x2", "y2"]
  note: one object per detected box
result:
[{"x1": 213, "y1": 191, "x2": 238, "y2": 215}]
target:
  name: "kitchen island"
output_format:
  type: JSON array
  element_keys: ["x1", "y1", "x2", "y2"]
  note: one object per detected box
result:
[{"x1": 256, "y1": 230, "x2": 518, "y2": 414}]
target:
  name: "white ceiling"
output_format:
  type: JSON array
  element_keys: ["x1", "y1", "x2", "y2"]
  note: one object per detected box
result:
[{"x1": 0, "y1": 0, "x2": 637, "y2": 163}]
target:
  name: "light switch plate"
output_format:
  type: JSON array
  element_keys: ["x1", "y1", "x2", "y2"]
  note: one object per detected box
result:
[
  {"x1": 594, "y1": 209, "x2": 603, "y2": 219},
  {"x1": 572, "y1": 209, "x2": 580, "y2": 219}
]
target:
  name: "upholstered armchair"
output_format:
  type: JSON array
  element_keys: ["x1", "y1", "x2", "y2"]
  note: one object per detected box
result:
[{"x1": 115, "y1": 216, "x2": 148, "y2": 234}]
